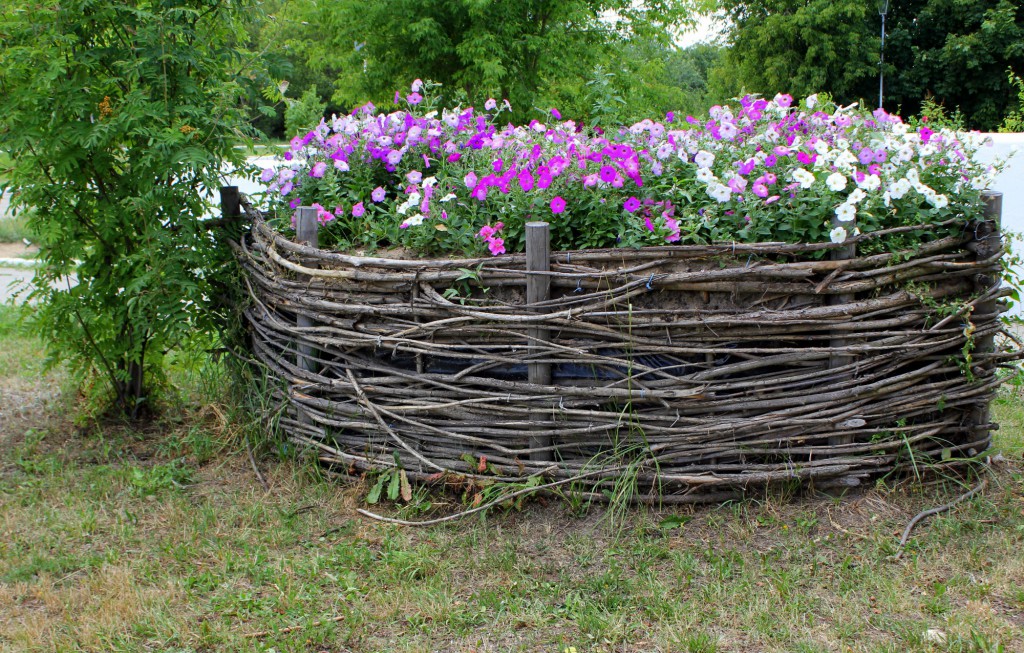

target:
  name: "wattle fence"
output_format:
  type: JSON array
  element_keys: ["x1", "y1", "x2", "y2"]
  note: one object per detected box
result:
[{"x1": 229, "y1": 190, "x2": 1020, "y2": 503}]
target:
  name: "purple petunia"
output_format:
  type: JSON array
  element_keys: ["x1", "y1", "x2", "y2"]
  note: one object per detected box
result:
[
  {"x1": 352, "y1": 202, "x2": 365, "y2": 218},
  {"x1": 518, "y1": 169, "x2": 535, "y2": 192},
  {"x1": 623, "y1": 197, "x2": 641, "y2": 213},
  {"x1": 550, "y1": 196, "x2": 566, "y2": 214},
  {"x1": 371, "y1": 186, "x2": 386, "y2": 202}
]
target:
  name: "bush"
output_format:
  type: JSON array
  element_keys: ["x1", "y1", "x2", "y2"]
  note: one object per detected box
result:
[{"x1": 0, "y1": 0, "x2": 263, "y2": 418}]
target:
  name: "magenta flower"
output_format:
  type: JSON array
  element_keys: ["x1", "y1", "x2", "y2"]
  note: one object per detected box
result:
[
  {"x1": 599, "y1": 165, "x2": 617, "y2": 183},
  {"x1": 623, "y1": 197, "x2": 641, "y2": 213},
  {"x1": 488, "y1": 237, "x2": 505, "y2": 256},
  {"x1": 666, "y1": 111, "x2": 675, "y2": 123},
  {"x1": 371, "y1": 186, "x2": 386, "y2": 202},
  {"x1": 583, "y1": 173, "x2": 598, "y2": 187},
  {"x1": 310, "y1": 161, "x2": 328, "y2": 178},
  {"x1": 765, "y1": 195, "x2": 781, "y2": 205},
  {"x1": 551, "y1": 108, "x2": 561, "y2": 120},
  {"x1": 550, "y1": 196, "x2": 566, "y2": 214},
  {"x1": 352, "y1": 202, "x2": 365, "y2": 218},
  {"x1": 283, "y1": 151, "x2": 293, "y2": 161},
  {"x1": 518, "y1": 169, "x2": 535, "y2": 192},
  {"x1": 752, "y1": 183, "x2": 769, "y2": 198},
  {"x1": 644, "y1": 216, "x2": 656, "y2": 232}
]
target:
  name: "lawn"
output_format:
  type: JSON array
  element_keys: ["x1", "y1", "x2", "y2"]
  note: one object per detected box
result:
[{"x1": 1, "y1": 303, "x2": 1022, "y2": 653}]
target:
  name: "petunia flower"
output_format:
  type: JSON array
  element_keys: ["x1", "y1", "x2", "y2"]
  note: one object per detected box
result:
[{"x1": 550, "y1": 196, "x2": 566, "y2": 214}]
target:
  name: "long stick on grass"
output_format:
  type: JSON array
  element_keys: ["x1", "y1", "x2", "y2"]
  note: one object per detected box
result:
[{"x1": 893, "y1": 477, "x2": 989, "y2": 559}]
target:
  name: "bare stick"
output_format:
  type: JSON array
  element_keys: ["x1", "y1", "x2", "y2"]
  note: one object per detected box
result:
[
  {"x1": 243, "y1": 614, "x2": 345, "y2": 639},
  {"x1": 356, "y1": 466, "x2": 626, "y2": 527},
  {"x1": 245, "y1": 438, "x2": 269, "y2": 491},
  {"x1": 893, "y1": 477, "x2": 989, "y2": 559}
]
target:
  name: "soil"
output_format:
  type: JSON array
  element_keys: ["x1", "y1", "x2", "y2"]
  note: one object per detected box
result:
[{"x1": 0, "y1": 241, "x2": 37, "y2": 259}]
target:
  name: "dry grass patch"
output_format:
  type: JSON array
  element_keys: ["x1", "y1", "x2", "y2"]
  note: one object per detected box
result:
[{"x1": 1, "y1": 308, "x2": 1023, "y2": 652}]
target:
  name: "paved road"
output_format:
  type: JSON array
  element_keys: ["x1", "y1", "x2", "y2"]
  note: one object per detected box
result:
[{"x1": 0, "y1": 266, "x2": 35, "y2": 304}]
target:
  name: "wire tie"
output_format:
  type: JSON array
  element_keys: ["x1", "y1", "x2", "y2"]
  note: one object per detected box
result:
[
  {"x1": 646, "y1": 274, "x2": 655, "y2": 290},
  {"x1": 574, "y1": 279, "x2": 583, "y2": 293},
  {"x1": 566, "y1": 252, "x2": 571, "y2": 263}
]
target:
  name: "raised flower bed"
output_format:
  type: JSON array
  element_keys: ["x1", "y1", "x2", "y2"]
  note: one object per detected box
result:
[{"x1": 237, "y1": 84, "x2": 1018, "y2": 501}]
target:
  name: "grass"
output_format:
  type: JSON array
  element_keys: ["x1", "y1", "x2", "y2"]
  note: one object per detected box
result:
[
  {"x1": 1, "y1": 304, "x2": 1023, "y2": 652},
  {"x1": 0, "y1": 212, "x2": 33, "y2": 245}
]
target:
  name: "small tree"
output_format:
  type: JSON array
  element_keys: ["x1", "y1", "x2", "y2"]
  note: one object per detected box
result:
[{"x1": 0, "y1": 0, "x2": 260, "y2": 418}]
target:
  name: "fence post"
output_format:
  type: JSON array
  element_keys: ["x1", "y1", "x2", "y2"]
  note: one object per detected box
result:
[
  {"x1": 218, "y1": 186, "x2": 242, "y2": 240},
  {"x1": 970, "y1": 190, "x2": 1004, "y2": 449},
  {"x1": 526, "y1": 221, "x2": 553, "y2": 462},
  {"x1": 295, "y1": 206, "x2": 320, "y2": 376},
  {"x1": 828, "y1": 215, "x2": 856, "y2": 447}
]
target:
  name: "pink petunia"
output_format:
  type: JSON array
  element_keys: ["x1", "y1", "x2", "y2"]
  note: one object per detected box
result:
[{"x1": 550, "y1": 196, "x2": 566, "y2": 214}]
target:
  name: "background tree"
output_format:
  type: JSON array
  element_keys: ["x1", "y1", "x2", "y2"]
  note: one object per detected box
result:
[
  {"x1": 0, "y1": 0, "x2": 263, "y2": 417},
  {"x1": 267, "y1": 0, "x2": 698, "y2": 124},
  {"x1": 716, "y1": 0, "x2": 1024, "y2": 130}
]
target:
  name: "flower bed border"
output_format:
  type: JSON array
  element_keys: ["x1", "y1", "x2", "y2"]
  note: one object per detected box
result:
[{"x1": 235, "y1": 194, "x2": 1018, "y2": 503}]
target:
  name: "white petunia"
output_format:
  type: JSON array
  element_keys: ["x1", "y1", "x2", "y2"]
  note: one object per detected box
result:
[
  {"x1": 857, "y1": 174, "x2": 881, "y2": 192},
  {"x1": 806, "y1": 94, "x2": 819, "y2": 109},
  {"x1": 830, "y1": 226, "x2": 848, "y2": 244},
  {"x1": 439, "y1": 193, "x2": 457, "y2": 203},
  {"x1": 696, "y1": 167, "x2": 715, "y2": 184},
  {"x1": 402, "y1": 213, "x2": 425, "y2": 227},
  {"x1": 835, "y1": 204, "x2": 857, "y2": 222},
  {"x1": 826, "y1": 172, "x2": 848, "y2": 192},
  {"x1": 792, "y1": 168, "x2": 815, "y2": 189},
  {"x1": 889, "y1": 178, "x2": 912, "y2": 199},
  {"x1": 707, "y1": 183, "x2": 732, "y2": 203},
  {"x1": 847, "y1": 188, "x2": 867, "y2": 204},
  {"x1": 694, "y1": 150, "x2": 715, "y2": 169}
]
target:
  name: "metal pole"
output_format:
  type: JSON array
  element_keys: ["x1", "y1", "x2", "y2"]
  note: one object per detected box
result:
[{"x1": 878, "y1": 2, "x2": 888, "y2": 110}]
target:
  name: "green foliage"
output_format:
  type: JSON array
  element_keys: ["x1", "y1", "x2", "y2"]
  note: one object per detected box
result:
[
  {"x1": 717, "y1": 0, "x2": 1024, "y2": 130},
  {"x1": 716, "y1": 0, "x2": 878, "y2": 106},
  {"x1": 1000, "y1": 69, "x2": 1024, "y2": 132},
  {"x1": 284, "y1": 84, "x2": 327, "y2": 137},
  {"x1": 0, "y1": 0, "x2": 263, "y2": 418},
  {"x1": 267, "y1": 0, "x2": 700, "y2": 124}
]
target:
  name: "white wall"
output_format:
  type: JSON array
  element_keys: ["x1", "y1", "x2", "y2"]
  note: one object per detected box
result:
[{"x1": 974, "y1": 133, "x2": 1024, "y2": 315}]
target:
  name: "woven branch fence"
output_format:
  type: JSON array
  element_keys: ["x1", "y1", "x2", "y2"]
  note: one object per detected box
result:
[{"x1": 231, "y1": 189, "x2": 1020, "y2": 503}]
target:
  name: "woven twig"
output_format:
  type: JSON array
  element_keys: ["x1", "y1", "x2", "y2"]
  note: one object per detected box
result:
[{"x1": 235, "y1": 209, "x2": 1021, "y2": 501}]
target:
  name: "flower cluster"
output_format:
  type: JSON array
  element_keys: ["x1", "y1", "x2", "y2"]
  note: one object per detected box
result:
[{"x1": 261, "y1": 82, "x2": 998, "y2": 256}]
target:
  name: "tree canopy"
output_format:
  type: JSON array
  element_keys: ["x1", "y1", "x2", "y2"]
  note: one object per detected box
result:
[
  {"x1": 0, "y1": 0, "x2": 263, "y2": 416},
  {"x1": 259, "y1": 0, "x2": 705, "y2": 126},
  {"x1": 718, "y1": 0, "x2": 1024, "y2": 130}
]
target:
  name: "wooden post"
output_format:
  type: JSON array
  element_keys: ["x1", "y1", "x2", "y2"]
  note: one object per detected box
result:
[
  {"x1": 970, "y1": 190, "x2": 1004, "y2": 448},
  {"x1": 218, "y1": 185, "x2": 242, "y2": 240},
  {"x1": 828, "y1": 215, "x2": 856, "y2": 447},
  {"x1": 526, "y1": 222, "x2": 553, "y2": 462},
  {"x1": 295, "y1": 207, "x2": 320, "y2": 377}
]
